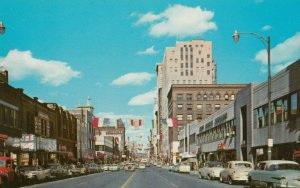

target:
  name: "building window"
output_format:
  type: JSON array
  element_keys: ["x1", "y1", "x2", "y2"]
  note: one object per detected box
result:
[
  {"x1": 203, "y1": 94, "x2": 207, "y2": 100},
  {"x1": 177, "y1": 104, "x2": 183, "y2": 111},
  {"x1": 186, "y1": 94, "x2": 192, "y2": 101},
  {"x1": 290, "y1": 92, "x2": 298, "y2": 118},
  {"x1": 209, "y1": 94, "x2": 214, "y2": 100},
  {"x1": 190, "y1": 70, "x2": 193, "y2": 76},
  {"x1": 207, "y1": 62, "x2": 210, "y2": 66},
  {"x1": 185, "y1": 69, "x2": 188, "y2": 76},
  {"x1": 185, "y1": 63, "x2": 188, "y2": 68},
  {"x1": 177, "y1": 114, "x2": 183, "y2": 121},
  {"x1": 187, "y1": 104, "x2": 193, "y2": 111},
  {"x1": 231, "y1": 94, "x2": 235, "y2": 100},
  {"x1": 215, "y1": 104, "x2": 221, "y2": 111},
  {"x1": 197, "y1": 94, "x2": 201, "y2": 101},
  {"x1": 198, "y1": 50, "x2": 201, "y2": 55},
  {"x1": 196, "y1": 104, "x2": 202, "y2": 110},
  {"x1": 177, "y1": 94, "x2": 183, "y2": 101},
  {"x1": 190, "y1": 62, "x2": 193, "y2": 68},
  {"x1": 224, "y1": 94, "x2": 229, "y2": 100},
  {"x1": 196, "y1": 114, "x2": 202, "y2": 121},
  {"x1": 207, "y1": 70, "x2": 210, "y2": 75},
  {"x1": 206, "y1": 104, "x2": 212, "y2": 112},
  {"x1": 181, "y1": 71, "x2": 183, "y2": 76},
  {"x1": 181, "y1": 63, "x2": 184, "y2": 68},
  {"x1": 275, "y1": 99, "x2": 283, "y2": 123},
  {"x1": 207, "y1": 54, "x2": 210, "y2": 58},
  {"x1": 196, "y1": 58, "x2": 199, "y2": 63},
  {"x1": 215, "y1": 94, "x2": 220, "y2": 100},
  {"x1": 187, "y1": 114, "x2": 193, "y2": 120},
  {"x1": 201, "y1": 58, "x2": 204, "y2": 63},
  {"x1": 283, "y1": 98, "x2": 288, "y2": 121}
]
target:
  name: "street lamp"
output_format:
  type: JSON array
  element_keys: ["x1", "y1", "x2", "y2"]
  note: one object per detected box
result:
[
  {"x1": 233, "y1": 30, "x2": 272, "y2": 160},
  {"x1": 0, "y1": 21, "x2": 5, "y2": 34}
]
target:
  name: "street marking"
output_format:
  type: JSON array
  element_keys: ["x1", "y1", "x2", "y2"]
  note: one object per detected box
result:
[{"x1": 121, "y1": 171, "x2": 137, "y2": 188}]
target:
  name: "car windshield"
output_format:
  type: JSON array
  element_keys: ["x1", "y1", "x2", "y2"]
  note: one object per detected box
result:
[
  {"x1": 234, "y1": 163, "x2": 252, "y2": 168},
  {"x1": 209, "y1": 162, "x2": 223, "y2": 167},
  {"x1": 272, "y1": 163, "x2": 300, "y2": 170}
]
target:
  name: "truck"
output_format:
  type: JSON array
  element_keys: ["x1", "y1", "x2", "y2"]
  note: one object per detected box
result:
[{"x1": 0, "y1": 157, "x2": 15, "y2": 187}]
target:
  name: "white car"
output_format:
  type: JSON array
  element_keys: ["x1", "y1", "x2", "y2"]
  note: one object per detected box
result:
[
  {"x1": 178, "y1": 163, "x2": 191, "y2": 173},
  {"x1": 139, "y1": 163, "x2": 146, "y2": 169},
  {"x1": 220, "y1": 161, "x2": 253, "y2": 185},
  {"x1": 103, "y1": 165, "x2": 109, "y2": 171},
  {"x1": 248, "y1": 160, "x2": 300, "y2": 188},
  {"x1": 109, "y1": 164, "x2": 119, "y2": 171},
  {"x1": 199, "y1": 161, "x2": 224, "y2": 180}
]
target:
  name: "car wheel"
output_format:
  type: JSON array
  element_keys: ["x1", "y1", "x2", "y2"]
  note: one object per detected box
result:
[
  {"x1": 228, "y1": 176, "x2": 234, "y2": 185},
  {"x1": 199, "y1": 173, "x2": 202, "y2": 179},
  {"x1": 219, "y1": 175, "x2": 223, "y2": 183},
  {"x1": 208, "y1": 174, "x2": 211, "y2": 180}
]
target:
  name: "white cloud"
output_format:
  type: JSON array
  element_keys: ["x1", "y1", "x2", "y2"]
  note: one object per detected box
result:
[
  {"x1": 134, "y1": 4, "x2": 217, "y2": 38},
  {"x1": 255, "y1": 33, "x2": 300, "y2": 72},
  {"x1": 111, "y1": 72, "x2": 154, "y2": 86},
  {"x1": 128, "y1": 89, "x2": 156, "y2": 106},
  {"x1": 262, "y1": 25, "x2": 272, "y2": 31},
  {"x1": 273, "y1": 61, "x2": 294, "y2": 73},
  {"x1": 0, "y1": 49, "x2": 80, "y2": 86},
  {"x1": 137, "y1": 46, "x2": 158, "y2": 55}
]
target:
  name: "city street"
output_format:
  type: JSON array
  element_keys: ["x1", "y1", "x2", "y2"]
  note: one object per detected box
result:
[{"x1": 21, "y1": 166, "x2": 249, "y2": 188}]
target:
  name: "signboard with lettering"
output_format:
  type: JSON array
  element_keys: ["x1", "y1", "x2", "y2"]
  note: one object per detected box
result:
[
  {"x1": 205, "y1": 121, "x2": 213, "y2": 130},
  {"x1": 214, "y1": 113, "x2": 227, "y2": 126}
]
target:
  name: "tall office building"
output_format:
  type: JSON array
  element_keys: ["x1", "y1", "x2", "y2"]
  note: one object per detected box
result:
[{"x1": 156, "y1": 39, "x2": 216, "y2": 162}]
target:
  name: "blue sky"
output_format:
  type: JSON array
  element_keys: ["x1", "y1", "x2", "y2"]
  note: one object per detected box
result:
[{"x1": 0, "y1": 0, "x2": 299, "y2": 147}]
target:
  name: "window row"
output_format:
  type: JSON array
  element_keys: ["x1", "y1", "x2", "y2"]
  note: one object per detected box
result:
[
  {"x1": 198, "y1": 119, "x2": 236, "y2": 144},
  {"x1": 256, "y1": 91, "x2": 298, "y2": 128},
  {"x1": 177, "y1": 104, "x2": 221, "y2": 112},
  {"x1": 177, "y1": 93, "x2": 235, "y2": 101}
]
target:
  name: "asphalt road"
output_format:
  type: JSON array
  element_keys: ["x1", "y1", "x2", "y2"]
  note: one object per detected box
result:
[{"x1": 21, "y1": 166, "x2": 250, "y2": 188}]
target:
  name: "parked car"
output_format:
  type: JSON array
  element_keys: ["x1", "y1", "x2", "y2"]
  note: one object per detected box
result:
[
  {"x1": 0, "y1": 157, "x2": 15, "y2": 187},
  {"x1": 248, "y1": 160, "x2": 300, "y2": 188},
  {"x1": 103, "y1": 164, "x2": 109, "y2": 171},
  {"x1": 17, "y1": 165, "x2": 50, "y2": 185},
  {"x1": 219, "y1": 161, "x2": 253, "y2": 185},
  {"x1": 45, "y1": 163, "x2": 68, "y2": 180},
  {"x1": 124, "y1": 163, "x2": 135, "y2": 171},
  {"x1": 77, "y1": 164, "x2": 87, "y2": 175},
  {"x1": 85, "y1": 163, "x2": 99, "y2": 174},
  {"x1": 199, "y1": 161, "x2": 224, "y2": 180},
  {"x1": 109, "y1": 164, "x2": 119, "y2": 171},
  {"x1": 66, "y1": 164, "x2": 80, "y2": 177},
  {"x1": 178, "y1": 162, "x2": 191, "y2": 173}
]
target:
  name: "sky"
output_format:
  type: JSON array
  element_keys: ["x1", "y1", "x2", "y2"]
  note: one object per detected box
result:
[{"x1": 0, "y1": 0, "x2": 299, "y2": 149}]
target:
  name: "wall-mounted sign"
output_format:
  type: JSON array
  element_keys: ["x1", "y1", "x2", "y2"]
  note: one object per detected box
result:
[{"x1": 214, "y1": 113, "x2": 227, "y2": 126}]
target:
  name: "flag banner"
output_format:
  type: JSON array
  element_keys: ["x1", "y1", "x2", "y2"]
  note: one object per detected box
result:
[
  {"x1": 167, "y1": 119, "x2": 173, "y2": 127},
  {"x1": 129, "y1": 119, "x2": 143, "y2": 128},
  {"x1": 160, "y1": 119, "x2": 167, "y2": 125},
  {"x1": 92, "y1": 116, "x2": 101, "y2": 128},
  {"x1": 103, "y1": 118, "x2": 110, "y2": 126},
  {"x1": 172, "y1": 117, "x2": 178, "y2": 128}
]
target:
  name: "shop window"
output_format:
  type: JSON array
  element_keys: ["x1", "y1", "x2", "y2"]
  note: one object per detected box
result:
[
  {"x1": 275, "y1": 99, "x2": 283, "y2": 123},
  {"x1": 290, "y1": 92, "x2": 298, "y2": 118},
  {"x1": 257, "y1": 107, "x2": 265, "y2": 128},
  {"x1": 283, "y1": 98, "x2": 289, "y2": 121}
]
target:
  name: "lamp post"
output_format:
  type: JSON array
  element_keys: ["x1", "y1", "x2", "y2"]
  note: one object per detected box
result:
[
  {"x1": 233, "y1": 30, "x2": 272, "y2": 160},
  {"x1": 0, "y1": 21, "x2": 5, "y2": 34}
]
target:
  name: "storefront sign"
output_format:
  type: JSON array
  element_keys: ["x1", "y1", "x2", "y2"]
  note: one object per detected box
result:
[
  {"x1": 38, "y1": 137, "x2": 57, "y2": 152},
  {"x1": 199, "y1": 126, "x2": 204, "y2": 133},
  {"x1": 0, "y1": 134, "x2": 8, "y2": 140},
  {"x1": 21, "y1": 134, "x2": 36, "y2": 151},
  {"x1": 6, "y1": 137, "x2": 20, "y2": 147}
]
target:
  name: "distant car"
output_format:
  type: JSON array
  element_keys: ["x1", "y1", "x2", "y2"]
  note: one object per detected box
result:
[
  {"x1": 199, "y1": 161, "x2": 224, "y2": 180},
  {"x1": 139, "y1": 163, "x2": 146, "y2": 169},
  {"x1": 178, "y1": 163, "x2": 191, "y2": 173},
  {"x1": 220, "y1": 161, "x2": 253, "y2": 185},
  {"x1": 103, "y1": 165, "x2": 109, "y2": 171},
  {"x1": 66, "y1": 165, "x2": 80, "y2": 177},
  {"x1": 109, "y1": 164, "x2": 119, "y2": 171},
  {"x1": 45, "y1": 163, "x2": 68, "y2": 180},
  {"x1": 248, "y1": 160, "x2": 300, "y2": 188},
  {"x1": 124, "y1": 163, "x2": 135, "y2": 171}
]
